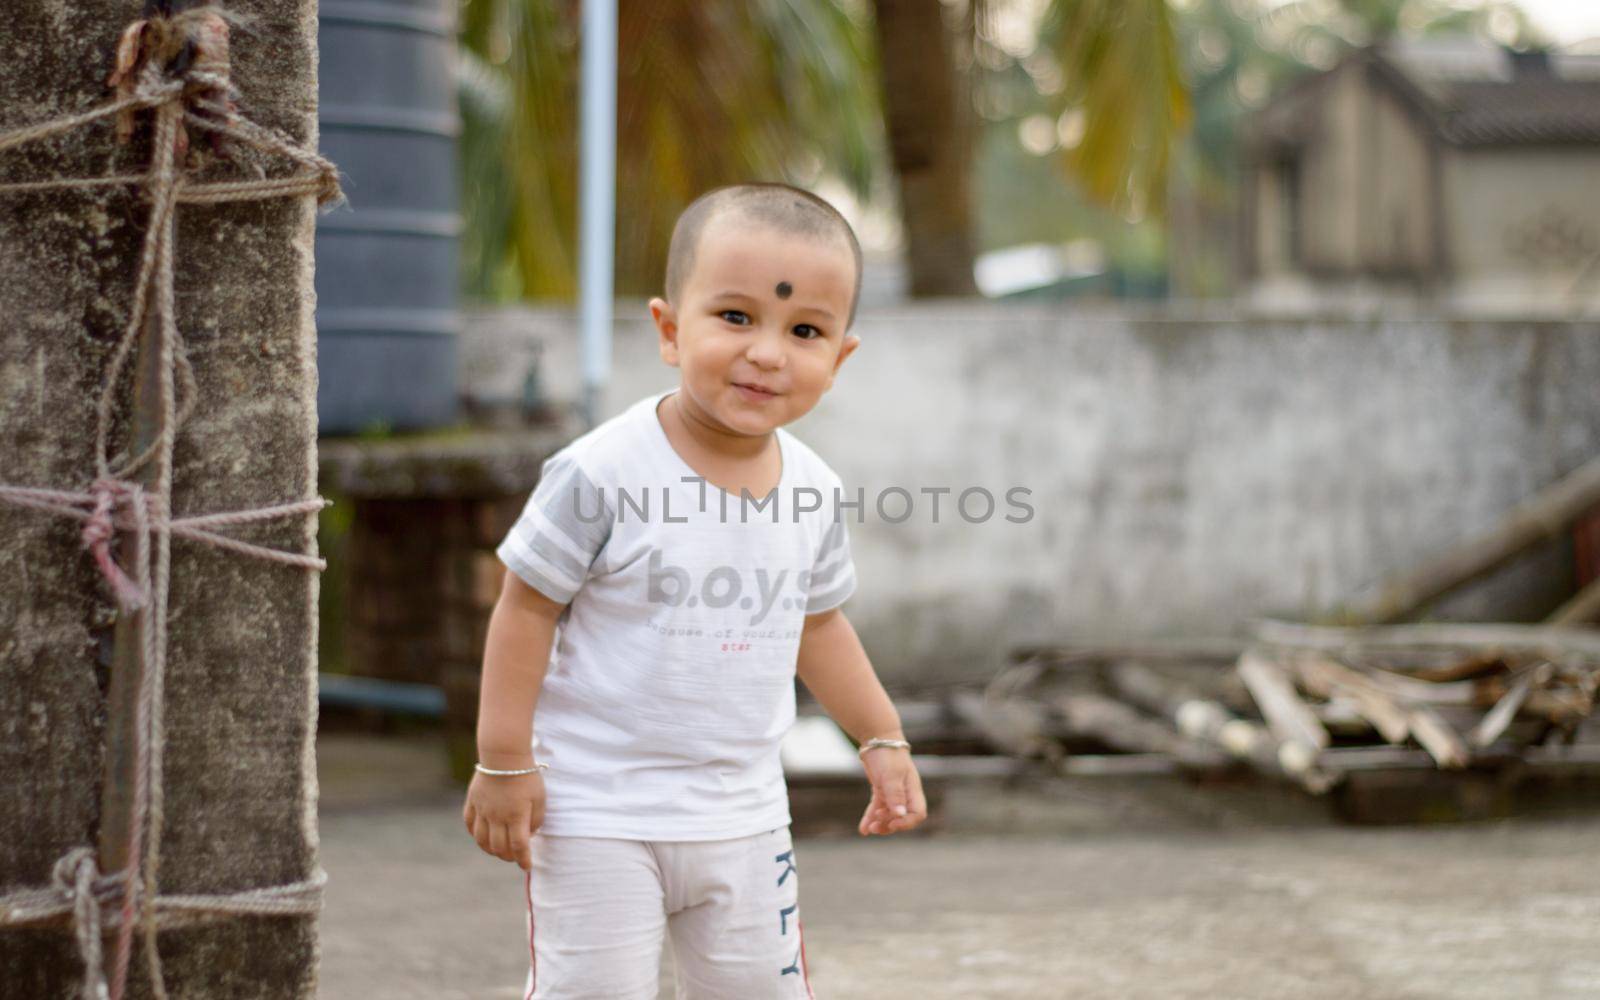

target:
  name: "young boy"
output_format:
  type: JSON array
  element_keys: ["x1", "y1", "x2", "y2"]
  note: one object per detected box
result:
[{"x1": 462, "y1": 183, "x2": 925, "y2": 999}]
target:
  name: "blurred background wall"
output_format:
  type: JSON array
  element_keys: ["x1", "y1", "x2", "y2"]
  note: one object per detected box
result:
[
  {"x1": 464, "y1": 304, "x2": 1600, "y2": 684},
  {"x1": 317, "y1": 0, "x2": 1600, "y2": 701}
]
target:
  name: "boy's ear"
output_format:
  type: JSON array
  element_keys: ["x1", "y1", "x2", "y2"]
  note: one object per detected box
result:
[
  {"x1": 649, "y1": 297, "x2": 680, "y2": 367},
  {"x1": 824, "y1": 333, "x2": 860, "y2": 391}
]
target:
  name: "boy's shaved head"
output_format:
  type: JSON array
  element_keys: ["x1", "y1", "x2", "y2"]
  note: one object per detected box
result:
[{"x1": 665, "y1": 183, "x2": 863, "y2": 327}]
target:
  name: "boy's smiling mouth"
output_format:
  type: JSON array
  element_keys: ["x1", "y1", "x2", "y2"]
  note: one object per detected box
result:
[{"x1": 732, "y1": 381, "x2": 780, "y2": 401}]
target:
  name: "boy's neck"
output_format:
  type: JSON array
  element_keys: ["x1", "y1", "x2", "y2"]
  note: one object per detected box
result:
[
  {"x1": 662, "y1": 389, "x2": 775, "y2": 463},
  {"x1": 657, "y1": 390, "x2": 785, "y2": 499}
]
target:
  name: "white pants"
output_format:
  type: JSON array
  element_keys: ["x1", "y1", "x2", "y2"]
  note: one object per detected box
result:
[{"x1": 522, "y1": 827, "x2": 815, "y2": 1000}]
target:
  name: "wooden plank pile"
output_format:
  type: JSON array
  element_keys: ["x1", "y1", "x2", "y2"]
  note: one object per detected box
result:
[
  {"x1": 940, "y1": 458, "x2": 1600, "y2": 795},
  {"x1": 956, "y1": 624, "x2": 1600, "y2": 795}
]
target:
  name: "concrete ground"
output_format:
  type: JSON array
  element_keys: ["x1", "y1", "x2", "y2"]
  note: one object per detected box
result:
[{"x1": 316, "y1": 733, "x2": 1600, "y2": 1000}]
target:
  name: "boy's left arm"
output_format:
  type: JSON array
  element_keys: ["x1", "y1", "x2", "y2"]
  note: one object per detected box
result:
[{"x1": 797, "y1": 607, "x2": 927, "y2": 836}]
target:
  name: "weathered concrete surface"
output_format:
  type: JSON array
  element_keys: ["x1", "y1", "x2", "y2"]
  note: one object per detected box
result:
[
  {"x1": 464, "y1": 304, "x2": 1600, "y2": 685},
  {"x1": 0, "y1": 3, "x2": 321, "y2": 995},
  {"x1": 316, "y1": 733, "x2": 1600, "y2": 1000}
]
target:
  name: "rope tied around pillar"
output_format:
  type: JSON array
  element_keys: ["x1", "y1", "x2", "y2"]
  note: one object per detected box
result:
[
  {"x1": 0, "y1": 6, "x2": 343, "y2": 999},
  {"x1": 81, "y1": 480, "x2": 152, "y2": 611},
  {"x1": 54, "y1": 849, "x2": 109, "y2": 1000}
]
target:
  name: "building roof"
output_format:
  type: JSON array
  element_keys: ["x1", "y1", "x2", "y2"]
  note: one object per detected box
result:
[
  {"x1": 1259, "y1": 39, "x2": 1600, "y2": 148},
  {"x1": 1434, "y1": 75, "x2": 1600, "y2": 144}
]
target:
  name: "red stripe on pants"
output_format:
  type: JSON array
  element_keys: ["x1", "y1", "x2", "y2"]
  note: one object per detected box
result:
[{"x1": 798, "y1": 917, "x2": 814, "y2": 998}]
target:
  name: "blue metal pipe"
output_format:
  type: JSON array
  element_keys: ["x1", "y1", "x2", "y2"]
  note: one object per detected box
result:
[{"x1": 318, "y1": 674, "x2": 446, "y2": 718}]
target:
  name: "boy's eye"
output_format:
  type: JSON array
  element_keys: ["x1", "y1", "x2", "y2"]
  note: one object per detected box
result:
[
  {"x1": 719, "y1": 310, "x2": 751, "y2": 325},
  {"x1": 792, "y1": 324, "x2": 822, "y2": 340}
]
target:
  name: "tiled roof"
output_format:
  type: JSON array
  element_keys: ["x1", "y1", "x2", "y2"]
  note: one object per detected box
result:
[
  {"x1": 1435, "y1": 76, "x2": 1600, "y2": 145},
  {"x1": 1260, "y1": 44, "x2": 1600, "y2": 148}
]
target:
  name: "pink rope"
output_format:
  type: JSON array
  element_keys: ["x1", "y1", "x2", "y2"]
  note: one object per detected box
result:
[
  {"x1": 0, "y1": 484, "x2": 329, "y2": 604},
  {"x1": 81, "y1": 480, "x2": 150, "y2": 610}
]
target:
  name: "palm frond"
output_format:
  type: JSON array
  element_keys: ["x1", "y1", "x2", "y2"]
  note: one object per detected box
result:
[
  {"x1": 459, "y1": 0, "x2": 885, "y2": 302},
  {"x1": 1042, "y1": 0, "x2": 1191, "y2": 217}
]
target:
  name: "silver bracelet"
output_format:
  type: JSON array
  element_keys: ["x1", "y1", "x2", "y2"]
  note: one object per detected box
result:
[
  {"x1": 474, "y1": 761, "x2": 549, "y2": 776},
  {"x1": 857, "y1": 737, "x2": 911, "y2": 758}
]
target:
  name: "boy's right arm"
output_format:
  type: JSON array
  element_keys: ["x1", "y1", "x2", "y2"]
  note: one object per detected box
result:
[{"x1": 462, "y1": 568, "x2": 566, "y2": 871}]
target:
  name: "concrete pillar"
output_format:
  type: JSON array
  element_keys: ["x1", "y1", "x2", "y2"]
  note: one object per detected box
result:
[{"x1": 0, "y1": 3, "x2": 321, "y2": 996}]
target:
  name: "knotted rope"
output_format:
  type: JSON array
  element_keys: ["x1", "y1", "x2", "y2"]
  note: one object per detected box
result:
[{"x1": 0, "y1": 7, "x2": 343, "y2": 999}]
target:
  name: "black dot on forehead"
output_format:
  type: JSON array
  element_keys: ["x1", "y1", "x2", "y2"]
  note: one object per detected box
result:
[{"x1": 775, "y1": 281, "x2": 792, "y2": 299}]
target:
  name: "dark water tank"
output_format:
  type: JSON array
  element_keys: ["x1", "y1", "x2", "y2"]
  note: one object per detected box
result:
[{"x1": 315, "y1": 0, "x2": 460, "y2": 434}]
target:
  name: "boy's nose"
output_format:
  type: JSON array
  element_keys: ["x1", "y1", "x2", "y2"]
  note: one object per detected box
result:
[{"x1": 745, "y1": 329, "x2": 787, "y2": 369}]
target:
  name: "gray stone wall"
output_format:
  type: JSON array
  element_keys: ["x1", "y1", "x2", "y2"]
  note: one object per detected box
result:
[
  {"x1": 1, "y1": 3, "x2": 321, "y2": 995},
  {"x1": 466, "y1": 303, "x2": 1600, "y2": 686},
  {"x1": 343, "y1": 493, "x2": 518, "y2": 774},
  {"x1": 317, "y1": 426, "x2": 573, "y2": 776}
]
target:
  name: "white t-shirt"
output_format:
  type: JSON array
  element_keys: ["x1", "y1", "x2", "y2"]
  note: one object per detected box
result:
[{"x1": 496, "y1": 389, "x2": 857, "y2": 840}]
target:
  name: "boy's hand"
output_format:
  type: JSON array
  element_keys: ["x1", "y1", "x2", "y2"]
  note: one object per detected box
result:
[
  {"x1": 463, "y1": 768, "x2": 546, "y2": 870},
  {"x1": 857, "y1": 747, "x2": 927, "y2": 836}
]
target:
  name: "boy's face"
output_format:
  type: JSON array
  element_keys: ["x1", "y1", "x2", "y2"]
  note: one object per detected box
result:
[{"x1": 650, "y1": 214, "x2": 859, "y2": 440}]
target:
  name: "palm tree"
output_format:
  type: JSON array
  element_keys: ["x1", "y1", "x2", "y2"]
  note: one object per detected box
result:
[
  {"x1": 457, "y1": 0, "x2": 883, "y2": 302},
  {"x1": 794, "y1": 0, "x2": 1193, "y2": 296},
  {"x1": 460, "y1": 0, "x2": 1207, "y2": 301},
  {"x1": 871, "y1": 0, "x2": 980, "y2": 296}
]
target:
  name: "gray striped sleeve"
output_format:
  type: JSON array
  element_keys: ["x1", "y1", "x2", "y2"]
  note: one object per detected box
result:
[
  {"x1": 805, "y1": 516, "x2": 856, "y2": 614},
  {"x1": 496, "y1": 451, "x2": 612, "y2": 604}
]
